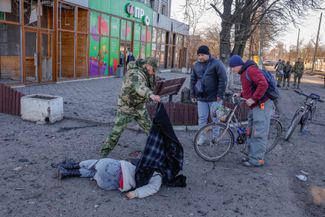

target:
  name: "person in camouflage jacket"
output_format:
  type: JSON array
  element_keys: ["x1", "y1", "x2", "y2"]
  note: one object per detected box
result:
[
  {"x1": 101, "y1": 57, "x2": 161, "y2": 157},
  {"x1": 293, "y1": 58, "x2": 304, "y2": 89},
  {"x1": 275, "y1": 59, "x2": 285, "y2": 87},
  {"x1": 283, "y1": 61, "x2": 292, "y2": 88}
]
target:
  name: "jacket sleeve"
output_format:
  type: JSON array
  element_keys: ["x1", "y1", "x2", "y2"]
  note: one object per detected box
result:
[
  {"x1": 131, "y1": 73, "x2": 154, "y2": 99},
  {"x1": 249, "y1": 68, "x2": 269, "y2": 101},
  {"x1": 133, "y1": 173, "x2": 162, "y2": 198},
  {"x1": 215, "y1": 60, "x2": 227, "y2": 99},
  {"x1": 190, "y1": 66, "x2": 197, "y2": 97}
]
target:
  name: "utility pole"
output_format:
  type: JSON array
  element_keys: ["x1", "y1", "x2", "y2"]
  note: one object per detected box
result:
[
  {"x1": 296, "y1": 28, "x2": 300, "y2": 59},
  {"x1": 311, "y1": 12, "x2": 323, "y2": 74}
]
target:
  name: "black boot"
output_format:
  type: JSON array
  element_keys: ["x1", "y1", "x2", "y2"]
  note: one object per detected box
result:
[
  {"x1": 58, "y1": 160, "x2": 80, "y2": 169},
  {"x1": 58, "y1": 166, "x2": 81, "y2": 179}
]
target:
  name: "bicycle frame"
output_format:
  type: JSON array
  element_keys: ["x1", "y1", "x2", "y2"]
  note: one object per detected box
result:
[{"x1": 218, "y1": 99, "x2": 247, "y2": 144}]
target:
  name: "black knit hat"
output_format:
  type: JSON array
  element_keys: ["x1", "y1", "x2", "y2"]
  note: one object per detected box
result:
[{"x1": 197, "y1": 45, "x2": 210, "y2": 55}]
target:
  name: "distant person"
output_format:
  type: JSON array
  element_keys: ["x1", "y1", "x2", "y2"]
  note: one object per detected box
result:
[
  {"x1": 293, "y1": 58, "x2": 304, "y2": 89},
  {"x1": 190, "y1": 45, "x2": 227, "y2": 145},
  {"x1": 57, "y1": 158, "x2": 161, "y2": 199},
  {"x1": 228, "y1": 55, "x2": 273, "y2": 167},
  {"x1": 275, "y1": 59, "x2": 285, "y2": 87},
  {"x1": 283, "y1": 61, "x2": 292, "y2": 89},
  {"x1": 126, "y1": 51, "x2": 135, "y2": 65}
]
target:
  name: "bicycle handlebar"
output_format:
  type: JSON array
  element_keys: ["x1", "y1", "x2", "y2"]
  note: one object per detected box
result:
[{"x1": 294, "y1": 90, "x2": 323, "y2": 102}]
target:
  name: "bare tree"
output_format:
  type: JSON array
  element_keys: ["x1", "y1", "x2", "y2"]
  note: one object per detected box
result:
[{"x1": 209, "y1": 0, "x2": 324, "y2": 63}]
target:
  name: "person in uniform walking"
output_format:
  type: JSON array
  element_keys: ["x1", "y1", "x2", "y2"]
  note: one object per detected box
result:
[
  {"x1": 283, "y1": 61, "x2": 292, "y2": 89},
  {"x1": 275, "y1": 59, "x2": 285, "y2": 87},
  {"x1": 101, "y1": 58, "x2": 160, "y2": 157},
  {"x1": 293, "y1": 58, "x2": 304, "y2": 89}
]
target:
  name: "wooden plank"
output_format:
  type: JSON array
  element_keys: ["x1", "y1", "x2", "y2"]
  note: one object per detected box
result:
[
  {"x1": 0, "y1": 85, "x2": 4, "y2": 113},
  {"x1": 4, "y1": 85, "x2": 9, "y2": 114},
  {"x1": 8, "y1": 86, "x2": 13, "y2": 115}
]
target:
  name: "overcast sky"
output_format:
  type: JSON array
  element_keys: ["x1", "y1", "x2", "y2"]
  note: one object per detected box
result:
[{"x1": 171, "y1": 0, "x2": 325, "y2": 48}]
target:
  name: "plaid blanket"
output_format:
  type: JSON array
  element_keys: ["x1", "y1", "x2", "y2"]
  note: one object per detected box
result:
[{"x1": 135, "y1": 103, "x2": 184, "y2": 187}]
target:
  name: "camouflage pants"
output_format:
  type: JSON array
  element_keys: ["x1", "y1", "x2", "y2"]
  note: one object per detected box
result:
[
  {"x1": 100, "y1": 108, "x2": 151, "y2": 157},
  {"x1": 293, "y1": 73, "x2": 302, "y2": 87}
]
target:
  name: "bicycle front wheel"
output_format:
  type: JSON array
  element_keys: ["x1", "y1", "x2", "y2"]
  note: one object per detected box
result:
[
  {"x1": 285, "y1": 109, "x2": 303, "y2": 141},
  {"x1": 194, "y1": 123, "x2": 234, "y2": 161},
  {"x1": 266, "y1": 118, "x2": 283, "y2": 153}
]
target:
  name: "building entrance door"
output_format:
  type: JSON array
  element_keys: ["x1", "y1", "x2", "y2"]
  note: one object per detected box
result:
[{"x1": 120, "y1": 41, "x2": 132, "y2": 74}]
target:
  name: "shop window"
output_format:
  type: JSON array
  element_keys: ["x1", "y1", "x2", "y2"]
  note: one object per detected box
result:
[
  {"x1": 156, "y1": 29, "x2": 161, "y2": 45},
  {"x1": 141, "y1": 26, "x2": 146, "y2": 42},
  {"x1": 99, "y1": 36, "x2": 109, "y2": 76},
  {"x1": 100, "y1": 14, "x2": 110, "y2": 36},
  {"x1": 145, "y1": 43, "x2": 151, "y2": 58},
  {"x1": 76, "y1": 34, "x2": 88, "y2": 78},
  {"x1": 59, "y1": 3, "x2": 75, "y2": 31},
  {"x1": 133, "y1": 41, "x2": 140, "y2": 59},
  {"x1": 134, "y1": 23, "x2": 141, "y2": 41},
  {"x1": 23, "y1": 0, "x2": 53, "y2": 28},
  {"x1": 111, "y1": 17, "x2": 120, "y2": 38},
  {"x1": 161, "y1": 31, "x2": 166, "y2": 44},
  {"x1": 120, "y1": 19, "x2": 126, "y2": 40},
  {"x1": 24, "y1": 0, "x2": 37, "y2": 26},
  {"x1": 78, "y1": 8, "x2": 88, "y2": 33},
  {"x1": 109, "y1": 38, "x2": 119, "y2": 75},
  {"x1": 140, "y1": 42, "x2": 145, "y2": 58},
  {"x1": 146, "y1": 27, "x2": 152, "y2": 43},
  {"x1": 90, "y1": 11, "x2": 99, "y2": 35},
  {"x1": 59, "y1": 31, "x2": 75, "y2": 79},
  {"x1": 125, "y1": 21, "x2": 132, "y2": 41},
  {"x1": 0, "y1": 0, "x2": 20, "y2": 23},
  {"x1": 160, "y1": 52, "x2": 165, "y2": 68},
  {"x1": 152, "y1": 28, "x2": 157, "y2": 43},
  {"x1": 40, "y1": 0, "x2": 53, "y2": 29},
  {"x1": 0, "y1": 24, "x2": 21, "y2": 83}
]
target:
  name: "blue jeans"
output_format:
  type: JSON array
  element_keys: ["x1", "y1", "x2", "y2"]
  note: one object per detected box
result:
[
  {"x1": 247, "y1": 100, "x2": 273, "y2": 165},
  {"x1": 197, "y1": 101, "x2": 222, "y2": 139}
]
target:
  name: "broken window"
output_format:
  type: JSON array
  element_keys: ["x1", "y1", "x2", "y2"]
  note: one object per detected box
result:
[{"x1": 0, "y1": 0, "x2": 20, "y2": 23}]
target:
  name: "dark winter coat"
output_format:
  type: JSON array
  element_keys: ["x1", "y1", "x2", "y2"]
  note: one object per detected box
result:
[{"x1": 190, "y1": 56, "x2": 227, "y2": 101}]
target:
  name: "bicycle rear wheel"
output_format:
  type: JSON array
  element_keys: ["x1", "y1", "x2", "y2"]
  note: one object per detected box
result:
[
  {"x1": 194, "y1": 123, "x2": 234, "y2": 161},
  {"x1": 266, "y1": 118, "x2": 283, "y2": 153},
  {"x1": 285, "y1": 109, "x2": 304, "y2": 141}
]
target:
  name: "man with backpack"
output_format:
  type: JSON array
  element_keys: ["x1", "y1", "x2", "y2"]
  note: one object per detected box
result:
[{"x1": 228, "y1": 55, "x2": 275, "y2": 167}]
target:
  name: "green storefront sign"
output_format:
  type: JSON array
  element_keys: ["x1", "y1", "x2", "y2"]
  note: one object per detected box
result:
[{"x1": 88, "y1": 0, "x2": 153, "y2": 75}]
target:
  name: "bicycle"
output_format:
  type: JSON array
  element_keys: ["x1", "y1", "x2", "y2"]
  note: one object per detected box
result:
[
  {"x1": 284, "y1": 90, "x2": 323, "y2": 141},
  {"x1": 193, "y1": 95, "x2": 283, "y2": 162}
]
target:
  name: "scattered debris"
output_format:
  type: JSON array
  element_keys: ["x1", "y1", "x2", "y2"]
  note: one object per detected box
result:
[
  {"x1": 296, "y1": 174, "x2": 308, "y2": 182},
  {"x1": 300, "y1": 170, "x2": 309, "y2": 176},
  {"x1": 13, "y1": 166, "x2": 23, "y2": 171}
]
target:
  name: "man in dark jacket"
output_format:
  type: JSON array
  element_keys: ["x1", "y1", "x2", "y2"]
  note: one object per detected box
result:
[
  {"x1": 229, "y1": 55, "x2": 273, "y2": 167},
  {"x1": 190, "y1": 45, "x2": 227, "y2": 145}
]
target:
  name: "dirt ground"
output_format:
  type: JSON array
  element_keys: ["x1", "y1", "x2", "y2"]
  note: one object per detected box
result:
[{"x1": 0, "y1": 72, "x2": 325, "y2": 217}]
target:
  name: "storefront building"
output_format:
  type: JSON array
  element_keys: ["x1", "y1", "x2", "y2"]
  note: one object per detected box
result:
[{"x1": 0, "y1": 0, "x2": 188, "y2": 85}]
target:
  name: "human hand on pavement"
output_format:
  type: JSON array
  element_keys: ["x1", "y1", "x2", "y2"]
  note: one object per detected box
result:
[
  {"x1": 150, "y1": 94, "x2": 161, "y2": 103},
  {"x1": 246, "y1": 98, "x2": 255, "y2": 107},
  {"x1": 126, "y1": 191, "x2": 136, "y2": 200}
]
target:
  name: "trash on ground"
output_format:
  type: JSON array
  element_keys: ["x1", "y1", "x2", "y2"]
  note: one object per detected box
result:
[{"x1": 296, "y1": 174, "x2": 308, "y2": 182}]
